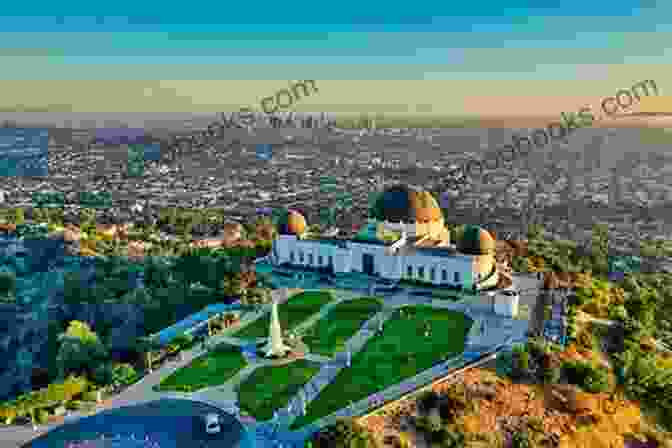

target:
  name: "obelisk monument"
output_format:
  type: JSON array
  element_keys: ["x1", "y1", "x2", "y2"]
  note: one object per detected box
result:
[{"x1": 263, "y1": 291, "x2": 292, "y2": 357}]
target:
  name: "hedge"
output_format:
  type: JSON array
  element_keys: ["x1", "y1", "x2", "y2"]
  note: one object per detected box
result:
[{"x1": 0, "y1": 375, "x2": 88, "y2": 424}]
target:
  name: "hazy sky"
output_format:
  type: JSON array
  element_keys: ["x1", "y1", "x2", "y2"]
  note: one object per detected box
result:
[{"x1": 0, "y1": 1, "x2": 670, "y2": 114}]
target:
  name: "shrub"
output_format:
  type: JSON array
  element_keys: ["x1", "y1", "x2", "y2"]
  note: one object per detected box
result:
[
  {"x1": 416, "y1": 390, "x2": 439, "y2": 414},
  {"x1": 111, "y1": 363, "x2": 138, "y2": 386},
  {"x1": 543, "y1": 364, "x2": 562, "y2": 384},
  {"x1": 36, "y1": 408, "x2": 49, "y2": 424},
  {"x1": 0, "y1": 271, "x2": 16, "y2": 297},
  {"x1": 388, "y1": 433, "x2": 412, "y2": 448},
  {"x1": 496, "y1": 350, "x2": 514, "y2": 377},
  {"x1": 92, "y1": 363, "x2": 114, "y2": 386},
  {"x1": 562, "y1": 359, "x2": 610, "y2": 393},
  {"x1": 81, "y1": 390, "x2": 100, "y2": 402},
  {"x1": 310, "y1": 417, "x2": 379, "y2": 448},
  {"x1": 609, "y1": 304, "x2": 628, "y2": 321},
  {"x1": 526, "y1": 338, "x2": 547, "y2": 360},
  {"x1": 526, "y1": 416, "x2": 544, "y2": 433},
  {"x1": 65, "y1": 400, "x2": 82, "y2": 411},
  {"x1": 511, "y1": 430, "x2": 531, "y2": 448},
  {"x1": 437, "y1": 385, "x2": 471, "y2": 422},
  {"x1": 576, "y1": 327, "x2": 595, "y2": 350},
  {"x1": 61, "y1": 375, "x2": 88, "y2": 401},
  {"x1": 0, "y1": 405, "x2": 18, "y2": 425},
  {"x1": 519, "y1": 350, "x2": 530, "y2": 371}
]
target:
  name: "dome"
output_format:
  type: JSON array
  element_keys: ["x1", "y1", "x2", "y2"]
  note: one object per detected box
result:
[
  {"x1": 457, "y1": 225, "x2": 496, "y2": 255},
  {"x1": 277, "y1": 209, "x2": 307, "y2": 235},
  {"x1": 370, "y1": 185, "x2": 442, "y2": 223}
]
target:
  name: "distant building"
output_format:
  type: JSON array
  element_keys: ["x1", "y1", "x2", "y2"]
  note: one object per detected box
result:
[{"x1": 268, "y1": 185, "x2": 499, "y2": 290}]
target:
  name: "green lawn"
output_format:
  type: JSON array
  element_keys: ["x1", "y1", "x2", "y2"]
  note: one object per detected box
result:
[
  {"x1": 236, "y1": 359, "x2": 320, "y2": 421},
  {"x1": 233, "y1": 291, "x2": 335, "y2": 339},
  {"x1": 301, "y1": 297, "x2": 383, "y2": 357},
  {"x1": 290, "y1": 306, "x2": 472, "y2": 429},
  {"x1": 154, "y1": 343, "x2": 247, "y2": 392}
]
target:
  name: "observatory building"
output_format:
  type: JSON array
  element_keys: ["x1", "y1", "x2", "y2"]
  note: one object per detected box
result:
[{"x1": 269, "y1": 185, "x2": 499, "y2": 291}]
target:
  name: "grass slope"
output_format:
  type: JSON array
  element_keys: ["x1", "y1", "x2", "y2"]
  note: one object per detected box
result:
[
  {"x1": 237, "y1": 359, "x2": 320, "y2": 421},
  {"x1": 154, "y1": 343, "x2": 247, "y2": 392},
  {"x1": 291, "y1": 305, "x2": 472, "y2": 428},
  {"x1": 301, "y1": 297, "x2": 383, "y2": 357}
]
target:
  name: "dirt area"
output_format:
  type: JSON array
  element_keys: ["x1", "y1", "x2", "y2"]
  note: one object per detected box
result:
[{"x1": 358, "y1": 357, "x2": 664, "y2": 448}]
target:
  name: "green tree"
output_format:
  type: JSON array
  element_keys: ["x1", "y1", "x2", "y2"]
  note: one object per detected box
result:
[
  {"x1": 120, "y1": 287, "x2": 153, "y2": 306},
  {"x1": 0, "y1": 271, "x2": 16, "y2": 300},
  {"x1": 56, "y1": 321, "x2": 109, "y2": 380},
  {"x1": 92, "y1": 362, "x2": 115, "y2": 386},
  {"x1": 111, "y1": 363, "x2": 138, "y2": 386},
  {"x1": 219, "y1": 274, "x2": 243, "y2": 298}
]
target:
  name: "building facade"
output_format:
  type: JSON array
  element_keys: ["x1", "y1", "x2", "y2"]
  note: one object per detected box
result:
[{"x1": 270, "y1": 185, "x2": 499, "y2": 291}]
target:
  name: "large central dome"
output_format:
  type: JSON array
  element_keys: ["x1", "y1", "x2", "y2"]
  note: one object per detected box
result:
[{"x1": 370, "y1": 185, "x2": 442, "y2": 223}]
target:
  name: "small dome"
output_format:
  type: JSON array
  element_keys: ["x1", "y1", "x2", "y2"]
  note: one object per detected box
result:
[
  {"x1": 277, "y1": 209, "x2": 307, "y2": 235},
  {"x1": 370, "y1": 185, "x2": 442, "y2": 223},
  {"x1": 457, "y1": 225, "x2": 496, "y2": 255}
]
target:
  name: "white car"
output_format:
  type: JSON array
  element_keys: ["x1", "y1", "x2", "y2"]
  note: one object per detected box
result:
[{"x1": 204, "y1": 413, "x2": 221, "y2": 434}]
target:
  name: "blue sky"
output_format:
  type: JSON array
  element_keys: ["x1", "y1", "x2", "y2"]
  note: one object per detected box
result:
[{"x1": 0, "y1": 1, "x2": 669, "y2": 80}]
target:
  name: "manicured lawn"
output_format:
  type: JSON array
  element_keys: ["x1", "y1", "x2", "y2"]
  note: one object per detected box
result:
[
  {"x1": 236, "y1": 359, "x2": 320, "y2": 421},
  {"x1": 233, "y1": 291, "x2": 335, "y2": 339},
  {"x1": 301, "y1": 297, "x2": 383, "y2": 357},
  {"x1": 290, "y1": 306, "x2": 472, "y2": 429},
  {"x1": 154, "y1": 343, "x2": 247, "y2": 392}
]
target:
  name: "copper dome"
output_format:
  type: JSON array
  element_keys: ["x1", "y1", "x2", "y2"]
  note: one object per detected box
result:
[
  {"x1": 277, "y1": 209, "x2": 307, "y2": 235},
  {"x1": 370, "y1": 185, "x2": 442, "y2": 223},
  {"x1": 456, "y1": 225, "x2": 496, "y2": 255}
]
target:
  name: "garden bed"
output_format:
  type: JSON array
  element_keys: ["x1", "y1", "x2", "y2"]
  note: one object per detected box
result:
[
  {"x1": 290, "y1": 306, "x2": 472, "y2": 429},
  {"x1": 236, "y1": 359, "x2": 320, "y2": 421},
  {"x1": 154, "y1": 343, "x2": 246, "y2": 392},
  {"x1": 301, "y1": 297, "x2": 383, "y2": 357},
  {"x1": 232, "y1": 291, "x2": 334, "y2": 339}
]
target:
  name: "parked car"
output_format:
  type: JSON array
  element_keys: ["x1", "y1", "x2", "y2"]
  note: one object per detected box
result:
[
  {"x1": 501, "y1": 289, "x2": 519, "y2": 298},
  {"x1": 204, "y1": 413, "x2": 221, "y2": 434}
]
